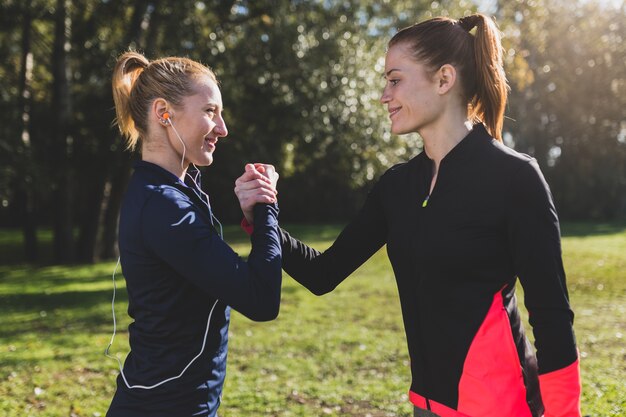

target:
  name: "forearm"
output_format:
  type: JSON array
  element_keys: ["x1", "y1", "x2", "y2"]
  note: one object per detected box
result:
[
  {"x1": 280, "y1": 227, "x2": 339, "y2": 295},
  {"x1": 237, "y1": 203, "x2": 282, "y2": 321}
]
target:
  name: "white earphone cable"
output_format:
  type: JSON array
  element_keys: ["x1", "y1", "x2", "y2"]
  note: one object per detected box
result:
[
  {"x1": 105, "y1": 258, "x2": 219, "y2": 389},
  {"x1": 168, "y1": 118, "x2": 187, "y2": 171}
]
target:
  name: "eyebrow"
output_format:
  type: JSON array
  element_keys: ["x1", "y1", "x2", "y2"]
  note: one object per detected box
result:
[{"x1": 383, "y1": 68, "x2": 401, "y2": 78}]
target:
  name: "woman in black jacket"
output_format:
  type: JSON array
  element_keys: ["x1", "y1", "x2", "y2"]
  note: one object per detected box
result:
[{"x1": 236, "y1": 14, "x2": 581, "y2": 417}]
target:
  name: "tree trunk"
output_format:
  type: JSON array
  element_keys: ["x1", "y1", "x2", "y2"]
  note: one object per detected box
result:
[
  {"x1": 100, "y1": 151, "x2": 132, "y2": 260},
  {"x1": 51, "y1": 0, "x2": 74, "y2": 263},
  {"x1": 98, "y1": 0, "x2": 161, "y2": 260},
  {"x1": 17, "y1": 1, "x2": 38, "y2": 263},
  {"x1": 76, "y1": 172, "x2": 106, "y2": 263}
]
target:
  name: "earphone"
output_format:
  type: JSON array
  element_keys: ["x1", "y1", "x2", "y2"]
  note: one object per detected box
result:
[{"x1": 160, "y1": 111, "x2": 187, "y2": 170}]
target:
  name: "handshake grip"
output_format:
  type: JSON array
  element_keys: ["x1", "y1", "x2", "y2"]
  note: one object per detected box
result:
[{"x1": 248, "y1": 163, "x2": 279, "y2": 191}]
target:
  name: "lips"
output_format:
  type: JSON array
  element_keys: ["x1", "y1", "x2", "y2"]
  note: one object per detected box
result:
[
  {"x1": 204, "y1": 136, "x2": 218, "y2": 151},
  {"x1": 388, "y1": 106, "x2": 401, "y2": 119}
]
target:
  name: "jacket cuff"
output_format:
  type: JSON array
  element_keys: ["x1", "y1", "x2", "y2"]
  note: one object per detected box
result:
[
  {"x1": 538, "y1": 357, "x2": 581, "y2": 417},
  {"x1": 240, "y1": 217, "x2": 254, "y2": 236}
]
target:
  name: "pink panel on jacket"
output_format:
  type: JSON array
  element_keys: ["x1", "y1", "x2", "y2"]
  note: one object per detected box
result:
[
  {"x1": 456, "y1": 290, "x2": 532, "y2": 417},
  {"x1": 538, "y1": 357, "x2": 581, "y2": 417},
  {"x1": 410, "y1": 391, "x2": 471, "y2": 417}
]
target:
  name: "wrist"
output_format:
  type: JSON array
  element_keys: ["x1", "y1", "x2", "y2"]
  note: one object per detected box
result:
[{"x1": 240, "y1": 217, "x2": 254, "y2": 235}]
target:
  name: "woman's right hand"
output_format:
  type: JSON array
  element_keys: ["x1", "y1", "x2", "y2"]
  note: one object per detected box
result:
[{"x1": 234, "y1": 163, "x2": 279, "y2": 224}]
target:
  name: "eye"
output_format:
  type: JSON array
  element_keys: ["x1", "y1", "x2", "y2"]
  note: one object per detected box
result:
[
  {"x1": 389, "y1": 79, "x2": 400, "y2": 86},
  {"x1": 206, "y1": 108, "x2": 216, "y2": 118}
]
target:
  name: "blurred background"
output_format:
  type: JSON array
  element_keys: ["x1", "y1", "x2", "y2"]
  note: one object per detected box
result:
[{"x1": 1, "y1": 0, "x2": 625, "y2": 265}]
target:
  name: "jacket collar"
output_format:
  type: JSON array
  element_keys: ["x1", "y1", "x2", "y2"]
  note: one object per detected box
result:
[{"x1": 133, "y1": 160, "x2": 184, "y2": 186}]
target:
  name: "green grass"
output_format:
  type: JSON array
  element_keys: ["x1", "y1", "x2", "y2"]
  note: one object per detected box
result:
[{"x1": 0, "y1": 223, "x2": 625, "y2": 416}]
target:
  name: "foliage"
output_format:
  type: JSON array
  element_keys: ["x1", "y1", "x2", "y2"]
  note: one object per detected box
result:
[
  {"x1": 1, "y1": 223, "x2": 625, "y2": 416},
  {"x1": 0, "y1": 0, "x2": 625, "y2": 263},
  {"x1": 499, "y1": 0, "x2": 626, "y2": 219}
]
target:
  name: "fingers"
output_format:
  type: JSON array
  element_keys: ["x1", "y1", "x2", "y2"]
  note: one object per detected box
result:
[
  {"x1": 235, "y1": 169, "x2": 272, "y2": 188},
  {"x1": 235, "y1": 186, "x2": 277, "y2": 201},
  {"x1": 235, "y1": 164, "x2": 280, "y2": 224},
  {"x1": 252, "y1": 163, "x2": 279, "y2": 189},
  {"x1": 254, "y1": 163, "x2": 275, "y2": 178},
  {"x1": 235, "y1": 178, "x2": 277, "y2": 195},
  {"x1": 245, "y1": 193, "x2": 277, "y2": 205},
  {"x1": 236, "y1": 163, "x2": 279, "y2": 191},
  {"x1": 236, "y1": 186, "x2": 277, "y2": 223}
]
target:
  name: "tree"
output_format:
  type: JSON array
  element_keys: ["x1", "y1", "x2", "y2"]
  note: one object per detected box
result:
[
  {"x1": 50, "y1": 0, "x2": 75, "y2": 263},
  {"x1": 0, "y1": 0, "x2": 624, "y2": 264},
  {"x1": 15, "y1": 0, "x2": 39, "y2": 262},
  {"x1": 499, "y1": 0, "x2": 626, "y2": 219}
]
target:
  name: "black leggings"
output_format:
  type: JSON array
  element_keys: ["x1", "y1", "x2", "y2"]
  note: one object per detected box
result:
[{"x1": 414, "y1": 407, "x2": 441, "y2": 417}]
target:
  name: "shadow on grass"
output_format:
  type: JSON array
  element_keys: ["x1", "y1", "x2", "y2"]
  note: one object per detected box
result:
[
  {"x1": 1, "y1": 287, "x2": 126, "y2": 338},
  {"x1": 0, "y1": 225, "x2": 255, "y2": 266},
  {"x1": 560, "y1": 222, "x2": 626, "y2": 237}
]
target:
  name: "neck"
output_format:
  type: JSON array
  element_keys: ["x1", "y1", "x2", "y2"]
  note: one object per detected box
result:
[
  {"x1": 142, "y1": 146, "x2": 188, "y2": 181},
  {"x1": 420, "y1": 113, "x2": 473, "y2": 172}
]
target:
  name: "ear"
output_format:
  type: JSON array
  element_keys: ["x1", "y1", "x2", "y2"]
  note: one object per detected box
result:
[
  {"x1": 436, "y1": 64, "x2": 457, "y2": 95},
  {"x1": 152, "y1": 98, "x2": 170, "y2": 123}
]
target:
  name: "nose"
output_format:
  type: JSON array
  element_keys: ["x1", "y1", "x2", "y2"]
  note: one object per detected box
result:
[
  {"x1": 380, "y1": 85, "x2": 391, "y2": 105},
  {"x1": 214, "y1": 115, "x2": 228, "y2": 138}
]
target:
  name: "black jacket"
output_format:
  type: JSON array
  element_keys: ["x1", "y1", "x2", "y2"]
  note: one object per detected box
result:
[{"x1": 279, "y1": 124, "x2": 579, "y2": 416}]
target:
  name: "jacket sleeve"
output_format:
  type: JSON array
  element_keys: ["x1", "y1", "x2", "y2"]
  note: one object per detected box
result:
[
  {"x1": 141, "y1": 187, "x2": 282, "y2": 322},
  {"x1": 280, "y1": 179, "x2": 387, "y2": 295},
  {"x1": 507, "y1": 159, "x2": 581, "y2": 417}
]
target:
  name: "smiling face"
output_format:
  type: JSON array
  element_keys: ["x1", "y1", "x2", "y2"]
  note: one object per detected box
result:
[
  {"x1": 381, "y1": 43, "x2": 444, "y2": 136},
  {"x1": 169, "y1": 76, "x2": 228, "y2": 167}
]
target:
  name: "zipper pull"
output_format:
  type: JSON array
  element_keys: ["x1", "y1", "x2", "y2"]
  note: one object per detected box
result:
[{"x1": 422, "y1": 195, "x2": 430, "y2": 208}]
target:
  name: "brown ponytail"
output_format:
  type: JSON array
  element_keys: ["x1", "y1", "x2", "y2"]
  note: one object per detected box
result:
[
  {"x1": 111, "y1": 51, "x2": 218, "y2": 151},
  {"x1": 459, "y1": 14, "x2": 508, "y2": 141},
  {"x1": 389, "y1": 14, "x2": 509, "y2": 141}
]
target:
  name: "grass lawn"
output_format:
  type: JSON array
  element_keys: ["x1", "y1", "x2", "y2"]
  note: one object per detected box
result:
[{"x1": 0, "y1": 223, "x2": 625, "y2": 416}]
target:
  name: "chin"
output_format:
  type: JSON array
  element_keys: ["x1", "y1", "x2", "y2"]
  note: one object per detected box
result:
[
  {"x1": 391, "y1": 125, "x2": 410, "y2": 135},
  {"x1": 194, "y1": 156, "x2": 214, "y2": 167},
  {"x1": 391, "y1": 122, "x2": 420, "y2": 136}
]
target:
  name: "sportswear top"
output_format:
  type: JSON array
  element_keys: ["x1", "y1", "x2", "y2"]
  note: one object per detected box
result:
[
  {"x1": 278, "y1": 124, "x2": 581, "y2": 417},
  {"x1": 107, "y1": 160, "x2": 281, "y2": 417}
]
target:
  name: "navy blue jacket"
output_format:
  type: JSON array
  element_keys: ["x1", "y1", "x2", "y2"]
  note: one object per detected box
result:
[{"x1": 107, "y1": 161, "x2": 281, "y2": 417}]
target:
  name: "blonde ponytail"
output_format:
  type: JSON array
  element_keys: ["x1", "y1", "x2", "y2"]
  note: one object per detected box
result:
[{"x1": 112, "y1": 52, "x2": 149, "y2": 150}]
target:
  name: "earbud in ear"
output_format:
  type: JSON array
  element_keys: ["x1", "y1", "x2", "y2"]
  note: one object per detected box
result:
[{"x1": 160, "y1": 112, "x2": 171, "y2": 125}]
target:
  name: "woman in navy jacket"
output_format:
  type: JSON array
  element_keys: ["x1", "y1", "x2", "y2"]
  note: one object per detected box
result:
[
  {"x1": 237, "y1": 14, "x2": 581, "y2": 417},
  {"x1": 106, "y1": 52, "x2": 281, "y2": 417}
]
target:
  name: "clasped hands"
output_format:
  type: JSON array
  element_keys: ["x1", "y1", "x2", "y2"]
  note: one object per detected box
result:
[{"x1": 234, "y1": 163, "x2": 279, "y2": 224}]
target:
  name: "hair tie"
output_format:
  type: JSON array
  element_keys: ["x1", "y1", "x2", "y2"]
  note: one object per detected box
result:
[{"x1": 458, "y1": 15, "x2": 478, "y2": 32}]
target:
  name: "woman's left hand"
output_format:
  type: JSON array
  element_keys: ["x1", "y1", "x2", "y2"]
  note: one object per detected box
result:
[{"x1": 234, "y1": 164, "x2": 279, "y2": 224}]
